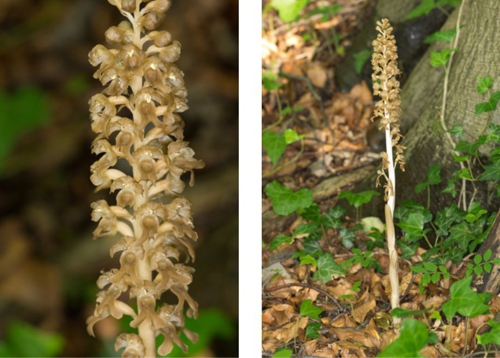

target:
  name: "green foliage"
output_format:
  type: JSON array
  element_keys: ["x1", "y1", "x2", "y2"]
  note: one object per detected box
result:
[
  {"x1": 307, "y1": 3, "x2": 342, "y2": 22},
  {"x1": 338, "y1": 190, "x2": 380, "y2": 209},
  {"x1": 269, "y1": 234, "x2": 293, "y2": 251},
  {"x1": 477, "y1": 319, "x2": 500, "y2": 346},
  {"x1": 414, "y1": 165, "x2": 442, "y2": 194},
  {"x1": 265, "y1": 181, "x2": 313, "y2": 216},
  {"x1": 475, "y1": 91, "x2": 500, "y2": 115},
  {"x1": 465, "y1": 249, "x2": 500, "y2": 276},
  {"x1": 406, "y1": 0, "x2": 460, "y2": 20},
  {"x1": 300, "y1": 299, "x2": 324, "y2": 319},
  {"x1": 391, "y1": 306, "x2": 432, "y2": 319},
  {"x1": 411, "y1": 262, "x2": 450, "y2": 290},
  {"x1": 0, "y1": 321, "x2": 64, "y2": 357},
  {"x1": 476, "y1": 76, "x2": 493, "y2": 94},
  {"x1": 424, "y1": 29, "x2": 457, "y2": 44},
  {"x1": 305, "y1": 322, "x2": 322, "y2": 339},
  {"x1": 442, "y1": 276, "x2": 491, "y2": 321},
  {"x1": 448, "y1": 124, "x2": 463, "y2": 138},
  {"x1": 377, "y1": 319, "x2": 428, "y2": 358},
  {"x1": 263, "y1": 130, "x2": 287, "y2": 165},
  {"x1": 353, "y1": 50, "x2": 372, "y2": 74},
  {"x1": 0, "y1": 87, "x2": 50, "y2": 171},
  {"x1": 314, "y1": 252, "x2": 346, "y2": 283},
  {"x1": 262, "y1": 71, "x2": 283, "y2": 91},
  {"x1": 272, "y1": 348, "x2": 293, "y2": 358},
  {"x1": 430, "y1": 48, "x2": 457, "y2": 67},
  {"x1": 269, "y1": 0, "x2": 309, "y2": 22}
]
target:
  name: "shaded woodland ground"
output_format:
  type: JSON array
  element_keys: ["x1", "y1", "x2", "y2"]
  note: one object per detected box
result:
[
  {"x1": 262, "y1": 0, "x2": 500, "y2": 356},
  {"x1": 0, "y1": 0, "x2": 238, "y2": 356}
]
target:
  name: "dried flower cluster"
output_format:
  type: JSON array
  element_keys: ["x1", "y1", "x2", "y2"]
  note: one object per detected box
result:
[
  {"x1": 371, "y1": 19, "x2": 405, "y2": 205},
  {"x1": 86, "y1": 0, "x2": 204, "y2": 357}
]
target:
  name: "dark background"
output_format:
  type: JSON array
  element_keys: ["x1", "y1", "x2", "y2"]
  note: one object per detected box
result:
[{"x1": 0, "y1": 0, "x2": 238, "y2": 356}]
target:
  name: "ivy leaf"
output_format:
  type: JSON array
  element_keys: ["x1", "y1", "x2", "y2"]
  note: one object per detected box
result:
[
  {"x1": 447, "y1": 221, "x2": 475, "y2": 250},
  {"x1": 284, "y1": 128, "x2": 302, "y2": 144},
  {"x1": 262, "y1": 131, "x2": 286, "y2": 165},
  {"x1": 424, "y1": 28, "x2": 457, "y2": 44},
  {"x1": 338, "y1": 190, "x2": 380, "y2": 209},
  {"x1": 441, "y1": 276, "x2": 491, "y2": 320},
  {"x1": 414, "y1": 165, "x2": 442, "y2": 194},
  {"x1": 268, "y1": 234, "x2": 293, "y2": 251},
  {"x1": 396, "y1": 212, "x2": 427, "y2": 241},
  {"x1": 394, "y1": 200, "x2": 432, "y2": 222},
  {"x1": 300, "y1": 299, "x2": 323, "y2": 319},
  {"x1": 301, "y1": 203, "x2": 322, "y2": 223},
  {"x1": 262, "y1": 71, "x2": 282, "y2": 91},
  {"x1": 353, "y1": 50, "x2": 372, "y2": 74},
  {"x1": 299, "y1": 254, "x2": 317, "y2": 267},
  {"x1": 314, "y1": 253, "x2": 345, "y2": 283},
  {"x1": 475, "y1": 91, "x2": 500, "y2": 115},
  {"x1": 377, "y1": 319, "x2": 428, "y2": 358},
  {"x1": 339, "y1": 227, "x2": 355, "y2": 249},
  {"x1": 305, "y1": 322, "x2": 322, "y2": 339},
  {"x1": 477, "y1": 76, "x2": 493, "y2": 94},
  {"x1": 477, "y1": 320, "x2": 500, "y2": 346},
  {"x1": 430, "y1": 48, "x2": 457, "y2": 67},
  {"x1": 434, "y1": 204, "x2": 464, "y2": 236},
  {"x1": 272, "y1": 349, "x2": 293, "y2": 358},
  {"x1": 448, "y1": 124, "x2": 463, "y2": 138},
  {"x1": 479, "y1": 158, "x2": 500, "y2": 181},
  {"x1": 391, "y1": 306, "x2": 432, "y2": 318},
  {"x1": 269, "y1": 0, "x2": 309, "y2": 22},
  {"x1": 264, "y1": 181, "x2": 313, "y2": 216},
  {"x1": 406, "y1": 0, "x2": 436, "y2": 19}
]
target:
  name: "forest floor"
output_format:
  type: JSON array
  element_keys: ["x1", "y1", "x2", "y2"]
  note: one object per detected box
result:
[{"x1": 261, "y1": 1, "x2": 500, "y2": 357}]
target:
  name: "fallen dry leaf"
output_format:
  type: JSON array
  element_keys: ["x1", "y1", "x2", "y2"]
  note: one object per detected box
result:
[{"x1": 306, "y1": 62, "x2": 328, "y2": 89}]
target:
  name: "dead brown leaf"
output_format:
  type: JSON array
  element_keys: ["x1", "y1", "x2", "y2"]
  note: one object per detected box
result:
[
  {"x1": 306, "y1": 62, "x2": 328, "y2": 89},
  {"x1": 352, "y1": 289, "x2": 376, "y2": 323}
]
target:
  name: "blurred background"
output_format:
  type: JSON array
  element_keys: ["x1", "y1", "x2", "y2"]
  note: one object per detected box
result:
[{"x1": 0, "y1": 0, "x2": 238, "y2": 356}]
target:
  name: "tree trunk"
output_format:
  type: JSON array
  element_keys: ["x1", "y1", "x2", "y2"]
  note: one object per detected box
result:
[{"x1": 361, "y1": 0, "x2": 500, "y2": 217}]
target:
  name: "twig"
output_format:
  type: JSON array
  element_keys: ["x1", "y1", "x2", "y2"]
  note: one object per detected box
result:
[{"x1": 264, "y1": 282, "x2": 345, "y2": 311}]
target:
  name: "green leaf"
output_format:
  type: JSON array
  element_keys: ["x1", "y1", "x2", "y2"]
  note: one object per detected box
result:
[
  {"x1": 448, "y1": 125, "x2": 463, "y2": 138},
  {"x1": 270, "y1": 0, "x2": 309, "y2": 22},
  {"x1": 430, "y1": 48, "x2": 457, "y2": 67},
  {"x1": 300, "y1": 299, "x2": 323, "y2": 319},
  {"x1": 265, "y1": 181, "x2": 313, "y2": 216},
  {"x1": 406, "y1": 0, "x2": 436, "y2": 19},
  {"x1": 477, "y1": 320, "x2": 500, "y2": 346},
  {"x1": 424, "y1": 262, "x2": 437, "y2": 272},
  {"x1": 474, "y1": 254, "x2": 483, "y2": 265},
  {"x1": 477, "y1": 76, "x2": 493, "y2": 94},
  {"x1": 3, "y1": 321, "x2": 64, "y2": 358},
  {"x1": 293, "y1": 223, "x2": 319, "y2": 238},
  {"x1": 484, "y1": 262, "x2": 492, "y2": 273},
  {"x1": 314, "y1": 253, "x2": 345, "y2": 283},
  {"x1": 394, "y1": 200, "x2": 432, "y2": 222},
  {"x1": 424, "y1": 28, "x2": 457, "y2": 44},
  {"x1": 263, "y1": 131, "x2": 286, "y2": 165},
  {"x1": 273, "y1": 348, "x2": 293, "y2": 358},
  {"x1": 414, "y1": 165, "x2": 442, "y2": 193},
  {"x1": 0, "y1": 87, "x2": 51, "y2": 171},
  {"x1": 484, "y1": 249, "x2": 492, "y2": 261},
  {"x1": 434, "y1": 204, "x2": 464, "y2": 236},
  {"x1": 396, "y1": 212, "x2": 427, "y2": 241},
  {"x1": 353, "y1": 50, "x2": 372, "y2": 74},
  {"x1": 300, "y1": 254, "x2": 318, "y2": 267},
  {"x1": 479, "y1": 158, "x2": 500, "y2": 181},
  {"x1": 442, "y1": 276, "x2": 490, "y2": 320},
  {"x1": 465, "y1": 202, "x2": 488, "y2": 223},
  {"x1": 475, "y1": 91, "x2": 500, "y2": 115},
  {"x1": 391, "y1": 307, "x2": 432, "y2": 318},
  {"x1": 338, "y1": 190, "x2": 380, "y2": 209},
  {"x1": 269, "y1": 234, "x2": 293, "y2": 251},
  {"x1": 377, "y1": 319, "x2": 428, "y2": 357},
  {"x1": 305, "y1": 322, "x2": 322, "y2": 339},
  {"x1": 447, "y1": 221, "x2": 475, "y2": 250},
  {"x1": 339, "y1": 227, "x2": 355, "y2": 249},
  {"x1": 284, "y1": 128, "x2": 302, "y2": 144},
  {"x1": 262, "y1": 70, "x2": 282, "y2": 91}
]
